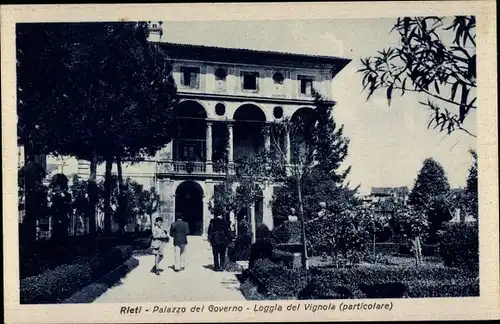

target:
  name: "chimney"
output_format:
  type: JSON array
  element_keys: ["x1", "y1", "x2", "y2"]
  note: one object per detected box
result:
[{"x1": 147, "y1": 21, "x2": 164, "y2": 42}]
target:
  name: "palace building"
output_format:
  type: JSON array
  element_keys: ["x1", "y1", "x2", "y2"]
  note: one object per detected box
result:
[{"x1": 38, "y1": 21, "x2": 351, "y2": 237}]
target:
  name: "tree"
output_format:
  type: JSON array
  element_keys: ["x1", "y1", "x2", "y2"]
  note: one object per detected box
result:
[
  {"x1": 391, "y1": 205, "x2": 429, "y2": 267},
  {"x1": 465, "y1": 149, "x2": 478, "y2": 218},
  {"x1": 358, "y1": 16, "x2": 476, "y2": 137},
  {"x1": 48, "y1": 174, "x2": 72, "y2": 241},
  {"x1": 16, "y1": 22, "x2": 177, "y2": 235},
  {"x1": 70, "y1": 174, "x2": 90, "y2": 235},
  {"x1": 270, "y1": 93, "x2": 358, "y2": 267},
  {"x1": 18, "y1": 161, "x2": 48, "y2": 245},
  {"x1": 408, "y1": 158, "x2": 452, "y2": 242},
  {"x1": 141, "y1": 186, "x2": 160, "y2": 230}
]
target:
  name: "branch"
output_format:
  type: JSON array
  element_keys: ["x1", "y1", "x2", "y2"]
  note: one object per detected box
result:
[{"x1": 392, "y1": 85, "x2": 477, "y2": 110}]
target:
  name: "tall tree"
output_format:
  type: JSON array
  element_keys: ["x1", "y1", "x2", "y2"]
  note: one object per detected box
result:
[
  {"x1": 408, "y1": 158, "x2": 452, "y2": 242},
  {"x1": 358, "y1": 16, "x2": 476, "y2": 137},
  {"x1": 16, "y1": 22, "x2": 177, "y2": 235},
  {"x1": 465, "y1": 149, "x2": 478, "y2": 218}
]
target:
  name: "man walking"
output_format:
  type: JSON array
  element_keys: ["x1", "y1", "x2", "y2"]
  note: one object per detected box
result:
[
  {"x1": 208, "y1": 214, "x2": 230, "y2": 271},
  {"x1": 151, "y1": 217, "x2": 169, "y2": 275},
  {"x1": 169, "y1": 213, "x2": 190, "y2": 272}
]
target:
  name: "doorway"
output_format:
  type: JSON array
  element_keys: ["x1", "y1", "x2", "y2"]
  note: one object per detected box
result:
[{"x1": 175, "y1": 181, "x2": 204, "y2": 235}]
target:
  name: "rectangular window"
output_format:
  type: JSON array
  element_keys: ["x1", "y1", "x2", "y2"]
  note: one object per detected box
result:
[
  {"x1": 180, "y1": 66, "x2": 200, "y2": 89},
  {"x1": 298, "y1": 75, "x2": 314, "y2": 96},
  {"x1": 241, "y1": 71, "x2": 259, "y2": 91}
]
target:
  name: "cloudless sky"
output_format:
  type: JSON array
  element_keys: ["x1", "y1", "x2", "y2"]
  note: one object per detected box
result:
[{"x1": 163, "y1": 18, "x2": 477, "y2": 194}]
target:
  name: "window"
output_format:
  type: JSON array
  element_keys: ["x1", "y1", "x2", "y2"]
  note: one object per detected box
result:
[
  {"x1": 241, "y1": 71, "x2": 259, "y2": 91},
  {"x1": 273, "y1": 106, "x2": 283, "y2": 119},
  {"x1": 180, "y1": 66, "x2": 200, "y2": 89},
  {"x1": 273, "y1": 72, "x2": 285, "y2": 95},
  {"x1": 215, "y1": 67, "x2": 227, "y2": 92},
  {"x1": 272, "y1": 72, "x2": 284, "y2": 85},
  {"x1": 215, "y1": 103, "x2": 226, "y2": 116},
  {"x1": 298, "y1": 75, "x2": 314, "y2": 96}
]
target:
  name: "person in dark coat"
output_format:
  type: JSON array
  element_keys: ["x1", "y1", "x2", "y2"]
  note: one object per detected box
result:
[
  {"x1": 208, "y1": 214, "x2": 231, "y2": 271},
  {"x1": 169, "y1": 213, "x2": 190, "y2": 272}
]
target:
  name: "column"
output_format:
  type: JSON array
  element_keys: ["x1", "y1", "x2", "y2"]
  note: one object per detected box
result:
[
  {"x1": 206, "y1": 121, "x2": 213, "y2": 173},
  {"x1": 264, "y1": 125, "x2": 271, "y2": 153},
  {"x1": 250, "y1": 203, "x2": 256, "y2": 243},
  {"x1": 228, "y1": 122, "x2": 234, "y2": 163},
  {"x1": 284, "y1": 130, "x2": 291, "y2": 164}
]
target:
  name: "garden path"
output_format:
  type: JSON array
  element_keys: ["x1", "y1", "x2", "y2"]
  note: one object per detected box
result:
[{"x1": 93, "y1": 236, "x2": 245, "y2": 303}]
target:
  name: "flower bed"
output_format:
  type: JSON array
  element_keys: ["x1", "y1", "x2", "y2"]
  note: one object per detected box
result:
[
  {"x1": 20, "y1": 245, "x2": 132, "y2": 304},
  {"x1": 242, "y1": 258, "x2": 479, "y2": 300}
]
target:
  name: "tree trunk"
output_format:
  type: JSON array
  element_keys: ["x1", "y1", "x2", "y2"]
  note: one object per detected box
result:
[
  {"x1": 103, "y1": 155, "x2": 113, "y2": 235},
  {"x1": 116, "y1": 155, "x2": 126, "y2": 235},
  {"x1": 296, "y1": 173, "x2": 309, "y2": 270},
  {"x1": 87, "y1": 155, "x2": 98, "y2": 235}
]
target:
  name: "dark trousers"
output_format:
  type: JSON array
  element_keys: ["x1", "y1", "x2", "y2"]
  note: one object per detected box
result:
[{"x1": 212, "y1": 244, "x2": 227, "y2": 270}]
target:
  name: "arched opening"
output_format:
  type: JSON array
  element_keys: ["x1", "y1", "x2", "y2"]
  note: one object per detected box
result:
[
  {"x1": 175, "y1": 181, "x2": 204, "y2": 235},
  {"x1": 290, "y1": 107, "x2": 318, "y2": 164},
  {"x1": 233, "y1": 104, "x2": 267, "y2": 162},
  {"x1": 173, "y1": 101, "x2": 207, "y2": 163}
]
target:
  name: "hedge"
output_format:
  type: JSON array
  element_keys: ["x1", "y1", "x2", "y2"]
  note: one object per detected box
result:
[
  {"x1": 248, "y1": 258, "x2": 309, "y2": 298},
  {"x1": 439, "y1": 222, "x2": 479, "y2": 274},
  {"x1": 245, "y1": 258, "x2": 478, "y2": 300},
  {"x1": 20, "y1": 245, "x2": 132, "y2": 304},
  {"x1": 228, "y1": 233, "x2": 252, "y2": 262}
]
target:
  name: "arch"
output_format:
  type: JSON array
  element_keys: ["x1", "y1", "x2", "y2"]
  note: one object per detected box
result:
[
  {"x1": 175, "y1": 180, "x2": 204, "y2": 235},
  {"x1": 233, "y1": 104, "x2": 267, "y2": 162},
  {"x1": 290, "y1": 107, "x2": 317, "y2": 125},
  {"x1": 233, "y1": 103, "x2": 266, "y2": 122},
  {"x1": 173, "y1": 100, "x2": 207, "y2": 162},
  {"x1": 290, "y1": 107, "x2": 318, "y2": 164},
  {"x1": 175, "y1": 100, "x2": 207, "y2": 118}
]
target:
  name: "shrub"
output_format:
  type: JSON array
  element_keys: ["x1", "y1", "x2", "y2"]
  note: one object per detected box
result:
[
  {"x1": 363, "y1": 253, "x2": 394, "y2": 265},
  {"x1": 20, "y1": 264, "x2": 92, "y2": 304},
  {"x1": 439, "y1": 222, "x2": 478, "y2": 274},
  {"x1": 249, "y1": 258, "x2": 309, "y2": 298},
  {"x1": 272, "y1": 221, "x2": 301, "y2": 244},
  {"x1": 304, "y1": 264, "x2": 475, "y2": 299},
  {"x1": 228, "y1": 233, "x2": 252, "y2": 262},
  {"x1": 20, "y1": 245, "x2": 133, "y2": 304},
  {"x1": 404, "y1": 278, "x2": 479, "y2": 298},
  {"x1": 270, "y1": 249, "x2": 295, "y2": 268}
]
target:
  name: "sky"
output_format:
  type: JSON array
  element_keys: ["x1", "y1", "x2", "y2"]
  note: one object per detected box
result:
[{"x1": 162, "y1": 18, "x2": 477, "y2": 194}]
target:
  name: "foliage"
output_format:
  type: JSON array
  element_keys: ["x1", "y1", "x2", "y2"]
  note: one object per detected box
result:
[
  {"x1": 18, "y1": 161, "x2": 49, "y2": 243},
  {"x1": 465, "y1": 149, "x2": 478, "y2": 218},
  {"x1": 249, "y1": 258, "x2": 310, "y2": 298},
  {"x1": 438, "y1": 222, "x2": 479, "y2": 274},
  {"x1": 268, "y1": 94, "x2": 358, "y2": 264},
  {"x1": 20, "y1": 245, "x2": 132, "y2": 304},
  {"x1": 359, "y1": 16, "x2": 476, "y2": 137},
  {"x1": 17, "y1": 22, "x2": 177, "y2": 160},
  {"x1": 140, "y1": 186, "x2": 160, "y2": 225},
  {"x1": 306, "y1": 205, "x2": 374, "y2": 265},
  {"x1": 390, "y1": 205, "x2": 429, "y2": 241},
  {"x1": 17, "y1": 22, "x2": 177, "y2": 235},
  {"x1": 70, "y1": 175, "x2": 91, "y2": 235},
  {"x1": 97, "y1": 176, "x2": 152, "y2": 232},
  {"x1": 48, "y1": 174, "x2": 73, "y2": 240},
  {"x1": 228, "y1": 233, "x2": 252, "y2": 262},
  {"x1": 408, "y1": 158, "x2": 452, "y2": 241}
]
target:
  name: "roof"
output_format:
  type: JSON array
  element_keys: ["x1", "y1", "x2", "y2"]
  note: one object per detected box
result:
[
  {"x1": 371, "y1": 186, "x2": 410, "y2": 196},
  {"x1": 154, "y1": 42, "x2": 352, "y2": 73}
]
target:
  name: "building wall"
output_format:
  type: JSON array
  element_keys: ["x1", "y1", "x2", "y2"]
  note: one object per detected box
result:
[{"x1": 172, "y1": 59, "x2": 333, "y2": 102}]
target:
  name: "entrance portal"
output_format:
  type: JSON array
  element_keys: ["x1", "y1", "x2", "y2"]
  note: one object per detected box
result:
[{"x1": 175, "y1": 181, "x2": 204, "y2": 235}]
